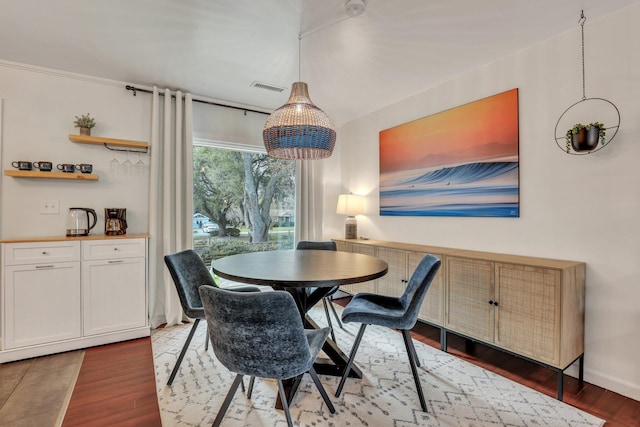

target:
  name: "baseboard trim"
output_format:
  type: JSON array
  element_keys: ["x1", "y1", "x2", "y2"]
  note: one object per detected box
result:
[{"x1": 0, "y1": 327, "x2": 150, "y2": 363}]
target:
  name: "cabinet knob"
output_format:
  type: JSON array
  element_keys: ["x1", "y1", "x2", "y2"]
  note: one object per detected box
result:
[
  {"x1": 488, "y1": 300, "x2": 499, "y2": 306},
  {"x1": 42, "y1": 251, "x2": 49, "y2": 255},
  {"x1": 113, "y1": 247, "x2": 119, "y2": 251}
]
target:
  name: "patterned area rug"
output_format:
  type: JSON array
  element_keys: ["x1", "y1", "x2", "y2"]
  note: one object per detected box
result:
[{"x1": 152, "y1": 306, "x2": 604, "y2": 427}]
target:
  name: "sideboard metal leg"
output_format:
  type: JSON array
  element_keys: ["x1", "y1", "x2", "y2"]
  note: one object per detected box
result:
[
  {"x1": 579, "y1": 354, "x2": 584, "y2": 383},
  {"x1": 557, "y1": 370, "x2": 564, "y2": 401},
  {"x1": 440, "y1": 328, "x2": 447, "y2": 352}
]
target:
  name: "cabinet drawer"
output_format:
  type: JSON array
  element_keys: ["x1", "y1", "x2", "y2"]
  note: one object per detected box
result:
[
  {"x1": 82, "y1": 238, "x2": 146, "y2": 260},
  {"x1": 3, "y1": 241, "x2": 81, "y2": 265}
]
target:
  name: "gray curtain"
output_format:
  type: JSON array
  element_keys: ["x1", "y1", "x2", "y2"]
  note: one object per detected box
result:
[
  {"x1": 295, "y1": 160, "x2": 324, "y2": 242},
  {"x1": 148, "y1": 87, "x2": 194, "y2": 328}
]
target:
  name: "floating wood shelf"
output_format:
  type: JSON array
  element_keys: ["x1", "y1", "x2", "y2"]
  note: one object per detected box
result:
[
  {"x1": 4, "y1": 170, "x2": 99, "y2": 181},
  {"x1": 68, "y1": 134, "x2": 149, "y2": 150}
]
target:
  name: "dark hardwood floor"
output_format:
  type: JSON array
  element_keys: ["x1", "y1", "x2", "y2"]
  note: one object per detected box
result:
[
  {"x1": 62, "y1": 300, "x2": 640, "y2": 426},
  {"x1": 62, "y1": 338, "x2": 161, "y2": 427}
]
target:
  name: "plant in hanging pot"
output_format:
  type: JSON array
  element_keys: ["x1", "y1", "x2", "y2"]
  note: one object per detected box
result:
[
  {"x1": 74, "y1": 113, "x2": 96, "y2": 136},
  {"x1": 565, "y1": 122, "x2": 606, "y2": 153}
]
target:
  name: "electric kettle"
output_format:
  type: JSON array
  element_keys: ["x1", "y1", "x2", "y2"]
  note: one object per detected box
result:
[{"x1": 66, "y1": 207, "x2": 97, "y2": 237}]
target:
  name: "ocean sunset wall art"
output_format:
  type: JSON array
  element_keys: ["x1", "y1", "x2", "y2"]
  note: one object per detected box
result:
[{"x1": 379, "y1": 88, "x2": 519, "y2": 217}]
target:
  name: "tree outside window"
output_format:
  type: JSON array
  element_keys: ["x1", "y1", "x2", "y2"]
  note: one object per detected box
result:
[{"x1": 192, "y1": 146, "x2": 295, "y2": 264}]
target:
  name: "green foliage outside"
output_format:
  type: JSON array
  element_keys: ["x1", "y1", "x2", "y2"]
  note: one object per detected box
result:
[
  {"x1": 192, "y1": 145, "x2": 296, "y2": 265},
  {"x1": 198, "y1": 239, "x2": 283, "y2": 266},
  {"x1": 193, "y1": 146, "x2": 295, "y2": 244}
]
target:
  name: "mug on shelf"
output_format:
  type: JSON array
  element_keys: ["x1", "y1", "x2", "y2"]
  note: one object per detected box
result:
[
  {"x1": 33, "y1": 161, "x2": 53, "y2": 172},
  {"x1": 75, "y1": 163, "x2": 93, "y2": 174},
  {"x1": 12, "y1": 161, "x2": 32, "y2": 170},
  {"x1": 57, "y1": 163, "x2": 75, "y2": 173}
]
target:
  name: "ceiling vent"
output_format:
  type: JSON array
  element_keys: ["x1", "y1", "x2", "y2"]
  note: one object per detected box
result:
[
  {"x1": 251, "y1": 81, "x2": 286, "y2": 93},
  {"x1": 345, "y1": 0, "x2": 366, "y2": 17}
]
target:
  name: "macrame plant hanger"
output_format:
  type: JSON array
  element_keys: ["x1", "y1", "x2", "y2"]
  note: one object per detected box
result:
[{"x1": 554, "y1": 10, "x2": 620, "y2": 154}]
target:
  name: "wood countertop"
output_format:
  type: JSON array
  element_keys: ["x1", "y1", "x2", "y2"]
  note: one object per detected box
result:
[{"x1": 1, "y1": 233, "x2": 150, "y2": 244}]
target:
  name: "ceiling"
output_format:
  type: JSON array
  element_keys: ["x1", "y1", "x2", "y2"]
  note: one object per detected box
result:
[{"x1": 0, "y1": 0, "x2": 637, "y2": 125}]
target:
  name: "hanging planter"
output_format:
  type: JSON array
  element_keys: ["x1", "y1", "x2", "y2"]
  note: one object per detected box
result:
[
  {"x1": 565, "y1": 122, "x2": 606, "y2": 153},
  {"x1": 554, "y1": 11, "x2": 620, "y2": 155}
]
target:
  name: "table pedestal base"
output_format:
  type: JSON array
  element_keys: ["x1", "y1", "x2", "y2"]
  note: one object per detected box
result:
[{"x1": 275, "y1": 316, "x2": 362, "y2": 409}]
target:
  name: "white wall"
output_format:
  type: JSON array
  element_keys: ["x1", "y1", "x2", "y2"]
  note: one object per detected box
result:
[
  {"x1": 0, "y1": 61, "x2": 151, "y2": 238},
  {"x1": 323, "y1": 4, "x2": 640, "y2": 401}
]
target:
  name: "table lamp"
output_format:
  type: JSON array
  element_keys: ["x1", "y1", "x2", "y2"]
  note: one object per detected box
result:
[{"x1": 336, "y1": 194, "x2": 365, "y2": 239}]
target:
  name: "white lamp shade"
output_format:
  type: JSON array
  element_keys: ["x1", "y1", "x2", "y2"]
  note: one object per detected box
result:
[{"x1": 336, "y1": 194, "x2": 365, "y2": 216}]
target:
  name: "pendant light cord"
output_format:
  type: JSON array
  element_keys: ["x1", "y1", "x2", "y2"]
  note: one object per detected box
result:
[
  {"x1": 298, "y1": 35, "x2": 302, "y2": 81},
  {"x1": 580, "y1": 10, "x2": 586, "y2": 100}
]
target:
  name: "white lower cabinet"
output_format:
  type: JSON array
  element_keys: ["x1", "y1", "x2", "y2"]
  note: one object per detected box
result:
[
  {"x1": 82, "y1": 239, "x2": 147, "y2": 336},
  {"x1": 4, "y1": 261, "x2": 81, "y2": 349},
  {"x1": 1, "y1": 237, "x2": 149, "y2": 363}
]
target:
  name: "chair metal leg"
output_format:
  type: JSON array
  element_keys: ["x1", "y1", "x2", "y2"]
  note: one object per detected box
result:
[
  {"x1": 247, "y1": 376, "x2": 256, "y2": 398},
  {"x1": 335, "y1": 323, "x2": 367, "y2": 397},
  {"x1": 205, "y1": 324, "x2": 209, "y2": 351},
  {"x1": 327, "y1": 299, "x2": 344, "y2": 329},
  {"x1": 277, "y1": 379, "x2": 294, "y2": 427},
  {"x1": 401, "y1": 329, "x2": 427, "y2": 412},
  {"x1": 167, "y1": 318, "x2": 201, "y2": 386},
  {"x1": 212, "y1": 374, "x2": 243, "y2": 427},
  {"x1": 322, "y1": 298, "x2": 336, "y2": 343},
  {"x1": 308, "y1": 367, "x2": 336, "y2": 413},
  {"x1": 405, "y1": 330, "x2": 421, "y2": 367}
]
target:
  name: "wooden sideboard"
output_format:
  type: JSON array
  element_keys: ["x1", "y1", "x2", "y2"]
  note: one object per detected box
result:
[{"x1": 333, "y1": 238, "x2": 585, "y2": 400}]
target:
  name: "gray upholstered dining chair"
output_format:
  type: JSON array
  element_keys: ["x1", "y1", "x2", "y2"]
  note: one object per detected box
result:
[
  {"x1": 296, "y1": 240, "x2": 343, "y2": 342},
  {"x1": 163, "y1": 249, "x2": 259, "y2": 386},
  {"x1": 334, "y1": 254, "x2": 441, "y2": 412},
  {"x1": 199, "y1": 285, "x2": 336, "y2": 427}
]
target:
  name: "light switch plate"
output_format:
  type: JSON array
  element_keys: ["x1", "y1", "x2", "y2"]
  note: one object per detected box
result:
[{"x1": 40, "y1": 199, "x2": 59, "y2": 214}]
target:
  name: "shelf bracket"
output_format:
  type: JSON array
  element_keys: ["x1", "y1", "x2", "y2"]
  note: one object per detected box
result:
[{"x1": 103, "y1": 143, "x2": 148, "y2": 154}]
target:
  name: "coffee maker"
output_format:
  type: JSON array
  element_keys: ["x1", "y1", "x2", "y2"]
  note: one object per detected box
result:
[{"x1": 105, "y1": 208, "x2": 127, "y2": 235}]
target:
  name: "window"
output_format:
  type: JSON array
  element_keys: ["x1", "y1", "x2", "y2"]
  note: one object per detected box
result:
[{"x1": 192, "y1": 144, "x2": 296, "y2": 265}]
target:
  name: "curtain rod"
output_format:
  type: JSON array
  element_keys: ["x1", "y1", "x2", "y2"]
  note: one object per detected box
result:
[{"x1": 125, "y1": 85, "x2": 271, "y2": 116}]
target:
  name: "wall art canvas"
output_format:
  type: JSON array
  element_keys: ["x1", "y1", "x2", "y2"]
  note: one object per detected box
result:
[{"x1": 379, "y1": 88, "x2": 519, "y2": 217}]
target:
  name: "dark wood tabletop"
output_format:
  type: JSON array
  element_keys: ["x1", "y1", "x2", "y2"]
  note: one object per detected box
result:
[{"x1": 211, "y1": 249, "x2": 388, "y2": 288}]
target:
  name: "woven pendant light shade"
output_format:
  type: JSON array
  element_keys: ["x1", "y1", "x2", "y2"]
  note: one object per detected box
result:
[{"x1": 263, "y1": 82, "x2": 336, "y2": 159}]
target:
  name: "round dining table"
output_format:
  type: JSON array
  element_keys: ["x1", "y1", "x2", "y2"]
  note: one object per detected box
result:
[
  {"x1": 212, "y1": 249, "x2": 388, "y2": 324},
  {"x1": 211, "y1": 248, "x2": 389, "y2": 407},
  {"x1": 211, "y1": 248, "x2": 388, "y2": 288}
]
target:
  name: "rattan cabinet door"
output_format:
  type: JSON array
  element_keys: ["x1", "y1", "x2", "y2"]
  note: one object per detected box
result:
[
  {"x1": 445, "y1": 257, "x2": 495, "y2": 342},
  {"x1": 335, "y1": 241, "x2": 353, "y2": 294},
  {"x1": 350, "y1": 243, "x2": 377, "y2": 294},
  {"x1": 377, "y1": 247, "x2": 406, "y2": 298},
  {"x1": 335, "y1": 241, "x2": 352, "y2": 252},
  {"x1": 409, "y1": 251, "x2": 444, "y2": 325},
  {"x1": 494, "y1": 263, "x2": 561, "y2": 366}
]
